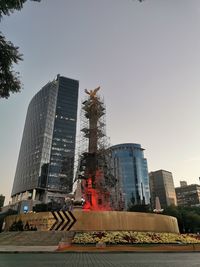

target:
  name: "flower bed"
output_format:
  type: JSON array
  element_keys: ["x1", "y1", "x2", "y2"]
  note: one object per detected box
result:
[{"x1": 72, "y1": 231, "x2": 200, "y2": 244}]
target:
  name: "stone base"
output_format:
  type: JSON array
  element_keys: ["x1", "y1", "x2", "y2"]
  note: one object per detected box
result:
[
  {"x1": 57, "y1": 232, "x2": 75, "y2": 250},
  {"x1": 57, "y1": 241, "x2": 72, "y2": 250},
  {"x1": 96, "y1": 242, "x2": 106, "y2": 248},
  {"x1": 5, "y1": 211, "x2": 179, "y2": 233}
]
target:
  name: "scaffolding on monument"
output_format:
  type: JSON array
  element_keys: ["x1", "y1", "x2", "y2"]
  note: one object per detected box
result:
[{"x1": 73, "y1": 87, "x2": 116, "y2": 211}]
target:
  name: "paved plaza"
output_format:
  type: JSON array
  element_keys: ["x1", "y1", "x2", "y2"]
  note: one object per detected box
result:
[{"x1": 0, "y1": 253, "x2": 200, "y2": 267}]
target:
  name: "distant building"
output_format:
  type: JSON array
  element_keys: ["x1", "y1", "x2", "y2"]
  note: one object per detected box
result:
[
  {"x1": 149, "y1": 170, "x2": 177, "y2": 208},
  {"x1": 109, "y1": 143, "x2": 150, "y2": 210},
  {"x1": 0, "y1": 195, "x2": 5, "y2": 210},
  {"x1": 11, "y1": 75, "x2": 79, "y2": 209},
  {"x1": 180, "y1": 180, "x2": 187, "y2": 187},
  {"x1": 175, "y1": 182, "x2": 200, "y2": 207}
]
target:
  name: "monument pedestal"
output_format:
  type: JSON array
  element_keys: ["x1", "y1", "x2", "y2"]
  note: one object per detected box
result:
[{"x1": 5, "y1": 210, "x2": 180, "y2": 234}]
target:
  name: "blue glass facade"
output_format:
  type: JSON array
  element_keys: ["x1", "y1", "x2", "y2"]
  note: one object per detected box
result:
[
  {"x1": 11, "y1": 75, "x2": 79, "y2": 204},
  {"x1": 110, "y1": 143, "x2": 150, "y2": 210}
]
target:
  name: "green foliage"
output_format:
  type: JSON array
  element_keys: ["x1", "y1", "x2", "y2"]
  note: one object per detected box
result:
[
  {"x1": 0, "y1": 209, "x2": 17, "y2": 218},
  {"x1": 128, "y1": 204, "x2": 151, "y2": 212},
  {"x1": 0, "y1": 0, "x2": 26, "y2": 19},
  {"x1": 0, "y1": 194, "x2": 5, "y2": 209},
  {"x1": 0, "y1": 209, "x2": 18, "y2": 232},
  {"x1": 0, "y1": 34, "x2": 22, "y2": 98},
  {"x1": 0, "y1": 0, "x2": 40, "y2": 98},
  {"x1": 163, "y1": 205, "x2": 200, "y2": 233},
  {"x1": 128, "y1": 193, "x2": 151, "y2": 212},
  {"x1": 9, "y1": 219, "x2": 24, "y2": 231},
  {"x1": 0, "y1": 0, "x2": 40, "y2": 19}
]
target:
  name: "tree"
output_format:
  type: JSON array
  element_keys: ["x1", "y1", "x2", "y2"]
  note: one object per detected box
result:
[
  {"x1": 128, "y1": 203, "x2": 150, "y2": 212},
  {"x1": 0, "y1": 0, "x2": 40, "y2": 19},
  {"x1": 9, "y1": 219, "x2": 24, "y2": 231},
  {"x1": 0, "y1": 0, "x2": 40, "y2": 99},
  {"x1": 163, "y1": 205, "x2": 200, "y2": 233},
  {"x1": 127, "y1": 193, "x2": 151, "y2": 212},
  {"x1": 0, "y1": 209, "x2": 17, "y2": 232},
  {"x1": 0, "y1": 34, "x2": 22, "y2": 98},
  {"x1": 0, "y1": 194, "x2": 5, "y2": 209},
  {"x1": 163, "y1": 205, "x2": 183, "y2": 232}
]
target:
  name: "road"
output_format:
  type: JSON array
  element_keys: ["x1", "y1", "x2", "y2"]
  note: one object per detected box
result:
[{"x1": 0, "y1": 252, "x2": 200, "y2": 267}]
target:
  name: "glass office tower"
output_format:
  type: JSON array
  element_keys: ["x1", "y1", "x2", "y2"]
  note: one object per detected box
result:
[
  {"x1": 11, "y1": 75, "x2": 79, "y2": 205},
  {"x1": 110, "y1": 143, "x2": 150, "y2": 210}
]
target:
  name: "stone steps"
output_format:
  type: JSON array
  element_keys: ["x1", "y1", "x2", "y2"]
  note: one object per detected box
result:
[{"x1": 0, "y1": 231, "x2": 66, "y2": 246}]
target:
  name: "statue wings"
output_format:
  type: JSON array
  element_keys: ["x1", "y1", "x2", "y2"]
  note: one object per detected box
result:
[{"x1": 85, "y1": 87, "x2": 100, "y2": 97}]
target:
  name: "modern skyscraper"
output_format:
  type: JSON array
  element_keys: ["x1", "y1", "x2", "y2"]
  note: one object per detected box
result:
[
  {"x1": 149, "y1": 170, "x2": 177, "y2": 208},
  {"x1": 109, "y1": 143, "x2": 150, "y2": 210},
  {"x1": 175, "y1": 182, "x2": 200, "y2": 207},
  {"x1": 11, "y1": 75, "x2": 79, "y2": 206}
]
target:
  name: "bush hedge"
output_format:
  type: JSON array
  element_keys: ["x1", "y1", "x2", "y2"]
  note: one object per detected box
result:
[{"x1": 73, "y1": 231, "x2": 200, "y2": 244}]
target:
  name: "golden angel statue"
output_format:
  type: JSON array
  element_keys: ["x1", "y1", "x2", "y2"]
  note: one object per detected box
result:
[{"x1": 84, "y1": 87, "x2": 100, "y2": 99}]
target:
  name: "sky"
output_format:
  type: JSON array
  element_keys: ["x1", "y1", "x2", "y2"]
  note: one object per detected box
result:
[{"x1": 1, "y1": 0, "x2": 200, "y2": 204}]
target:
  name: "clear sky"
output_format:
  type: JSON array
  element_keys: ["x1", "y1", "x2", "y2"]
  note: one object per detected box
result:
[{"x1": 1, "y1": 0, "x2": 200, "y2": 204}]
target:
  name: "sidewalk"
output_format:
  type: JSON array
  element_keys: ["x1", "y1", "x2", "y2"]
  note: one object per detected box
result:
[
  {"x1": 57, "y1": 244, "x2": 200, "y2": 253},
  {"x1": 0, "y1": 246, "x2": 57, "y2": 252},
  {"x1": 0, "y1": 244, "x2": 200, "y2": 253}
]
